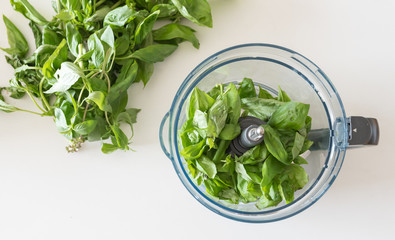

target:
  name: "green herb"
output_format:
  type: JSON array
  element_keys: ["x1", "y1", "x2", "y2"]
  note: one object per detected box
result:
[
  {"x1": 178, "y1": 78, "x2": 313, "y2": 209},
  {"x1": 1, "y1": 0, "x2": 213, "y2": 153}
]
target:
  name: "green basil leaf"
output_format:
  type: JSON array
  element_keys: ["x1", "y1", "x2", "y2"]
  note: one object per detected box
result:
[
  {"x1": 45, "y1": 62, "x2": 84, "y2": 94},
  {"x1": 300, "y1": 140, "x2": 314, "y2": 154},
  {"x1": 88, "y1": 33, "x2": 105, "y2": 68},
  {"x1": 86, "y1": 91, "x2": 112, "y2": 112},
  {"x1": 116, "y1": 108, "x2": 141, "y2": 133},
  {"x1": 131, "y1": 44, "x2": 178, "y2": 63},
  {"x1": 263, "y1": 125, "x2": 289, "y2": 164},
  {"x1": 101, "y1": 143, "x2": 119, "y2": 154},
  {"x1": 29, "y1": 21, "x2": 42, "y2": 48},
  {"x1": 196, "y1": 155, "x2": 217, "y2": 179},
  {"x1": 218, "y1": 123, "x2": 240, "y2": 140},
  {"x1": 0, "y1": 98, "x2": 19, "y2": 113},
  {"x1": 152, "y1": 23, "x2": 199, "y2": 49},
  {"x1": 135, "y1": 10, "x2": 159, "y2": 45},
  {"x1": 236, "y1": 174, "x2": 258, "y2": 202},
  {"x1": 109, "y1": 60, "x2": 138, "y2": 99},
  {"x1": 104, "y1": 5, "x2": 136, "y2": 28},
  {"x1": 85, "y1": 6, "x2": 111, "y2": 23},
  {"x1": 268, "y1": 102, "x2": 310, "y2": 130},
  {"x1": 54, "y1": 107, "x2": 69, "y2": 132},
  {"x1": 65, "y1": 22, "x2": 83, "y2": 58},
  {"x1": 258, "y1": 86, "x2": 275, "y2": 99},
  {"x1": 110, "y1": 124, "x2": 129, "y2": 150},
  {"x1": 223, "y1": 83, "x2": 241, "y2": 124},
  {"x1": 235, "y1": 162, "x2": 252, "y2": 182},
  {"x1": 151, "y1": 4, "x2": 178, "y2": 18},
  {"x1": 136, "y1": 60, "x2": 154, "y2": 86},
  {"x1": 238, "y1": 144, "x2": 268, "y2": 165},
  {"x1": 277, "y1": 86, "x2": 291, "y2": 102},
  {"x1": 42, "y1": 39, "x2": 67, "y2": 80},
  {"x1": 11, "y1": 0, "x2": 49, "y2": 25},
  {"x1": 60, "y1": 0, "x2": 82, "y2": 11},
  {"x1": 292, "y1": 132, "x2": 305, "y2": 159},
  {"x1": 207, "y1": 98, "x2": 228, "y2": 138},
  {"x1": 42, "y1": 26, "x2": 63, "y2": 46},
  {"x1": 170, "y1": 0, "x2": 213, "y2": 27},
  {"x1": 73, "y1": 120, "x2": 98, "y2": 135},
  {"x1": 218, "y1": 189, "x2": 239, "y2": 204},
  {"x1": 204, "y1": 178, "x2": 223, "y2": 197},
  {"x1": 238, "y1": 77, "x2": 256, "y2": 99},
  {"x1": 188, "y1": 87, "x2": 215, "y2": 119},
  {"x1": 1, "y1": 15, "x2": 29, "y2": 57},
  {"x1": 241, "y1": 97, "x2": 284, "y2": 122},
  {"x1": 115, "y1": 33, "x2": 130, "y2": 56},
  {"x1": 180, "y1": 139, "x2": 206, "y2": 160},
  {"x1": 261, "y1": 155, "x2": 285, "y2": 188},
  {"x1": 294, "y1": 156, "x2": 308, "y2": 165}
]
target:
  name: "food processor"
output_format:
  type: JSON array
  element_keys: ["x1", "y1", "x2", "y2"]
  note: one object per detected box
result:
[{"x1": 159, "y1": 43, "x2": 379, "y2": 223}]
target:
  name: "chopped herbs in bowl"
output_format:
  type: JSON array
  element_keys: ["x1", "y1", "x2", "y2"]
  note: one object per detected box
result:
[{"x1": 178, "y1": 78, "x2": 313, "y2": 209}]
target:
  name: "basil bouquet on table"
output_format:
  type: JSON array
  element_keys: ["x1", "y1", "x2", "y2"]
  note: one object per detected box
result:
[
  {"x1": 179, "y1": 78, "x2": 314, "y2": 209},
  {"x1": 0, "y1": 0, "x2": 213, "y2": 153}
]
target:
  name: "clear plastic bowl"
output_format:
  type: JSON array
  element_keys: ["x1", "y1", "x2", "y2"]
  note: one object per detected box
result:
[{"x1": 160, "y1": 43, "x2": 348, "y2": 223}]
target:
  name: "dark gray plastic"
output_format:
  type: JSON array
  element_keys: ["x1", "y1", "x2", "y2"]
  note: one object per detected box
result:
[{"x1": 348, "y1": 116, "x2": 380, "y2": 145}]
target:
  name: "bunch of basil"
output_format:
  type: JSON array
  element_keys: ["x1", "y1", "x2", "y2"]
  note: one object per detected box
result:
[
  {"x1": 0, "y1": 0, "x2": 212, "y2": 153},
  {"x1": 179, "y1": 78, "x2": 314, "y2": 209}
]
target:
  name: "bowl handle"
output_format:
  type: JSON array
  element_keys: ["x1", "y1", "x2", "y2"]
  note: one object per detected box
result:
[
  {"x1": 347, "y1": 116, "x2": 379, "y2": 146},
  {"x1": 159, "y1": 111, "x2": 173, "y2": 160}
]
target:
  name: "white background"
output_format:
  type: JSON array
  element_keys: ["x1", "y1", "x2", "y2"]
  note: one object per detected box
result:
[{"x1": 1, "y1": 0, "x2": 394, "y2": 239}]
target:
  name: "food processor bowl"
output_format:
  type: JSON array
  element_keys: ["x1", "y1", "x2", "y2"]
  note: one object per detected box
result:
[{"x1": 159, "y1": 43, "x2": 379, "y2": 223}]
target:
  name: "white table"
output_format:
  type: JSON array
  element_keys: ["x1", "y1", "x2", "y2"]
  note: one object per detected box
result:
[{"x1": 1, "y1": 0, "x2": 394, "y2": 239}]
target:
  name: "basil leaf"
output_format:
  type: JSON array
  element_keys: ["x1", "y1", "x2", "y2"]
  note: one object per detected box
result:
[
  {"x1": 268, "y1": 101, "x2": 310, "y2": 130},
  {"x1": 104, "y1": 5, "x2": 136, "y2": 28},
  {"x1": 88, "y1": 33, "x2": 105, "y2": 68},
  {"x1": 10, "y1": 0, "x2": 49, "y2": 25},
  {"x1": 0, "y1": 99, "x2": 19, "y2": 113},
  {"x1": 196, "y1": 155, "x2": 217, "y2": 179},
  {"x1": 65, "y1": 22, "x2": 83, "y2": 58},
  {"x1": 207, "y1": 98, "x2": 228, "y2": 138},
  {"x1": 294, "y1": 156, "x2": 308, "y2": 165},
  {"x1": 241, "y1": 97, "x2": 284, "y2": 122},
  {"x1": 170, "y1": 0, "x2": 213, "y2": 27},
  {"x1": 180, "y1": 139, "x2": 206, "y2": 160},
  {"x1": 261, "y1": 155, "x2": 285, "y2": 188},
  {"x1": 135, "y1": 10, "x2": 159, "y2": 45},
  {"x1": 42, "y1": 39, "x2": 67, "y2": 79},
  {"x1": 258, "y1": 86, "x2": 275, "y2": 99},
  {"x1": 187, "y1": 87, "x2": 215, "y2": 119},
  {"x1": 218, "y1": 123, "x2": 240, "y2": 140},
  {"x1": 29, "y1": 21, "x2": 42, "y2": 48},
  {"x1": 235, "y1": 162, "x2": 253, "y2": 182},
  {"x1": 277, "y1": 86, "x2": 291, "y2": 102},
  {"x1": 86, "y1": 91, "x2": 112, "y2": 112},
  {"x1": 263, "y1": 125, "x2": 289, "y2": 164},
  {"x1": 1, "y1": 15, "x2": 29, "y2": 57},
  {"x1": 101, "y1": 143, "x2": 119, "y2": 154},
  {"x1": 223, "y1": 83, "x2": 241, "y2": 124},
  {"x1": 131, "y1": 44, "x2": 178, "y2": 63},
  {"x1": 73, "y1": 120, "x2": 98, "y2": 135},
  {"x1": 238, "y1": 77, "x2": 256, "y2": 99},
  {"x1": 292, "y1": 132, "x2": 305, "y2": 159},
  {"x1": 152, "y1": 23, "x2": 199, "y2": 49},
  {"x1": 151, "y1": 4, "x2": 178, "y2": 18},
  {"x1": 45, "y1": 62, "x2": 84, "y2": 94},
  {"x1": 110, "y1": 124, "x2": 129, "y2": 150},
  {"x1": 60, "y1": 0, "x2": 82, "y2": 11},
  {"x1": 136, "y1": 60, "x2": 154, "y2": 86}
]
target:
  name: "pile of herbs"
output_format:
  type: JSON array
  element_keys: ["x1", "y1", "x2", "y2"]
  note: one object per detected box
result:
[
  {"x1": 179, "y1": 78, "x2": 314, "y2": 209},
  {"x1": 0, "y1": 0, "x2": 213, "y2": 153}
]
